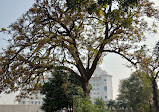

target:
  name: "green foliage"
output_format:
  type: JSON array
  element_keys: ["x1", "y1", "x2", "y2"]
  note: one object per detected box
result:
[
  {"x1": 134, "y1": 43, "x2": 159, "y2": 112},
  {"x1": 117, "y1": 100, "x2": 127, "y2": 111},
  {"x1": 106, "y1": 100, "x2": 116, "y2": 111},
  {"x1": 67, "y1": 0, "x2": 138, "y2": 13},
  {"x1": 40, "y1": 66, "x2": 84, "y2": 112},
  {"x1": 74, "y1": 96, "x2": 107, "y2": 112},
  {"x1": 74, "y1": 96, "x2": 97, "y2": 112},
  {"x1": 117, "y1": 71, "x2": 152, "y2": 112},
  {"x1": 94, "y1": 98, "x2": 107, "y2": 112}
]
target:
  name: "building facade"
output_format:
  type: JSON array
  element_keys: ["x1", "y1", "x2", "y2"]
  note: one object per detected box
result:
[
  {"x1": 89, "y1": 66, "x2": 113, "y2": 103},
  {"x1": 18, "y1": 93, "x2": 44, "y2": 105},
  {"x1": 19, "y1": 67, "x2": 113, "y2": 104},
  {"x1": 18, "y1": 75, "x2": 51, "y2": 105}
]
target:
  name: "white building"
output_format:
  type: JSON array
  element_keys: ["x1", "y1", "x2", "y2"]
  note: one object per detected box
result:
[
  {"x1": 19, "y1": 67, "x2": 113, "y2": 104},
  {"x1": 18, "y1": 76, "x2": 51, "y2": 105},
  {"x1": 18, "y1": 93, "x2": 44, "y2": 105},
  {"x1": 89, "y1": 66, "x2": 113, "y2": 103}
]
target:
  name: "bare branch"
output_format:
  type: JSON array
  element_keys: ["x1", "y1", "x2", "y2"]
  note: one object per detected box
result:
[{"x1": 103, "y1": 49, "x2": 137, "y2": 66}]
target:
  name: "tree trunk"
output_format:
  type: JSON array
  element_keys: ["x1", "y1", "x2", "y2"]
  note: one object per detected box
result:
[
  {"x1": 149, "y1": 100, "x2": 153, "y2": 112},
  {"x1": 72, "y1": 95, "x2": 74, "y2": 112},
  {"x1": 151, "y1": 77, "x2": 159, "y2": 112},
  {"x1": 82, "y1": 80, "x2": 90, "y2": 96}
]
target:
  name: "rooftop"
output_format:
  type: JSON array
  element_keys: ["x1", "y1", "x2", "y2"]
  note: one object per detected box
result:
[{"x1": 92, "y1": 66, "x2": 112, "y2": 77}]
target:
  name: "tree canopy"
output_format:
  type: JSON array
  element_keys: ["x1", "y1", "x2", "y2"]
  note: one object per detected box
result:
[
  {"x1": 134, "y1": 43, "x2": 159, "y2": 112},
  {"x1": 117, "y1": 71, "x2": 152, "y2": 112},
  {"x1": 0, "y1": 0, "x2": 158, "y2": 96}
]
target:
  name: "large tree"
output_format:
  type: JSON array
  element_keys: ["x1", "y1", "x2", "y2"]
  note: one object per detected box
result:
[{"x1": 0, "y1": 0, "x2": 158, "y2": 97}]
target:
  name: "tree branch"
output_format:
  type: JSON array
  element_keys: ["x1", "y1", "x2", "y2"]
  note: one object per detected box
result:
[
  {"x1": 103, "y1": 49, "x2": 137, "y2": 66},
  {"x1": 155, "y1": 71, "x2": 159, "y2": 80}
]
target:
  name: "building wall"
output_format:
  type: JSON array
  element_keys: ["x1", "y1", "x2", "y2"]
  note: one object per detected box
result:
[
  {"x1": 106, "y1": 75, "x2": 113, "y2": 100},
  {"x1": 0, "y1": 105, "x2": 43, "y2": 112},
  {"x1": 89, "y1": 67, "x2": 113, "y2": 103},
  {"x1": 18, "y1": 93, "x2": 44, "y2": 105}
]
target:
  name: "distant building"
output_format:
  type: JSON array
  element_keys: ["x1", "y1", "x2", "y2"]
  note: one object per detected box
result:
[
  {"x1": 18, "y1": 93, "x2": 44, "y2": 105},
  {"x1": 18, "y1": 75, "x2": 51, "y2": 105},
  {"x1": 18, "y1": 67, "x2": 113, "y2": 104},
  {"x1": 89, "y1": 66, "x2": 113, "y2": 103}
]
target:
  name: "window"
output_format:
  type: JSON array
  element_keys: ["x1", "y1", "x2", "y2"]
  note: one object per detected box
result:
[
  {"x1": 105, "y1": 96, "x2": 107, "y2": 99},
  {"x1": 104, "y1": 79, "x2": 106, "y2": 81},
  {"x1": 31, "y1": 101, "x2": 34, "y2": 104},
  {"x1": 35, "y1": 101, "x2": 37, "y2": 104},
  {"x1": 22, "y1": 101, "x2": 25, "y2": 104},
  {"x1": 104, "y1": 86, "x2": 107, "y2": 91}
]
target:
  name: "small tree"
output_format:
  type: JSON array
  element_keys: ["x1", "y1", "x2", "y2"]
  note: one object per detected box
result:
[
  {"x1": 107, "y1": 100, "x2": 116, "y2": 112},
  {"x1": 118, "y1": 101, "x2": 127, "y2": 111},
  {"x1": 40, "y1": 66, "x2": 83, "y2": 112},
  {"x1": 117, "y1": 71, "x2": 152, "y2": 112},
  {"x1": 74, "y1": 96, "x2": 98, "y2": 112},
  {"x1": 134, "y1": 44, "x2": 159, "y2": 112},
  {"x1": 94, "y1": 98, "x2": 107, "y2": 112}
]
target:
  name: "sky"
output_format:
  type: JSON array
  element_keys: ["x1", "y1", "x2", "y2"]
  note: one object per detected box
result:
[{"x1": 0, "y1": 0, "x2": 159, "y2": 104}]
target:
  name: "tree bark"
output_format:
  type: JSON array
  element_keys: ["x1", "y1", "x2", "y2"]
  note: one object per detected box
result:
[
  {"x1": 151, "y1": 77, "x2": 159, "y2": 112},
  {"x1": 149, "y1": 100, "x2": 153, "y2": 112},
  {"x1": 82, "y1": 80, "x2": 90, "y2": 96}
]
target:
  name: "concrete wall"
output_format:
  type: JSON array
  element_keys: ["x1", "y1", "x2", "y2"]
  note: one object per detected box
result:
[{"x1": 0, "y1": 105, "x2": 44, "y2": 112}]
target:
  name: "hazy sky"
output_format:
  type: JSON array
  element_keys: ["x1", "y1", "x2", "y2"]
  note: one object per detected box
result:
[{"x1": 0, "y1": 0, "x2": 159, "y2": 104}]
